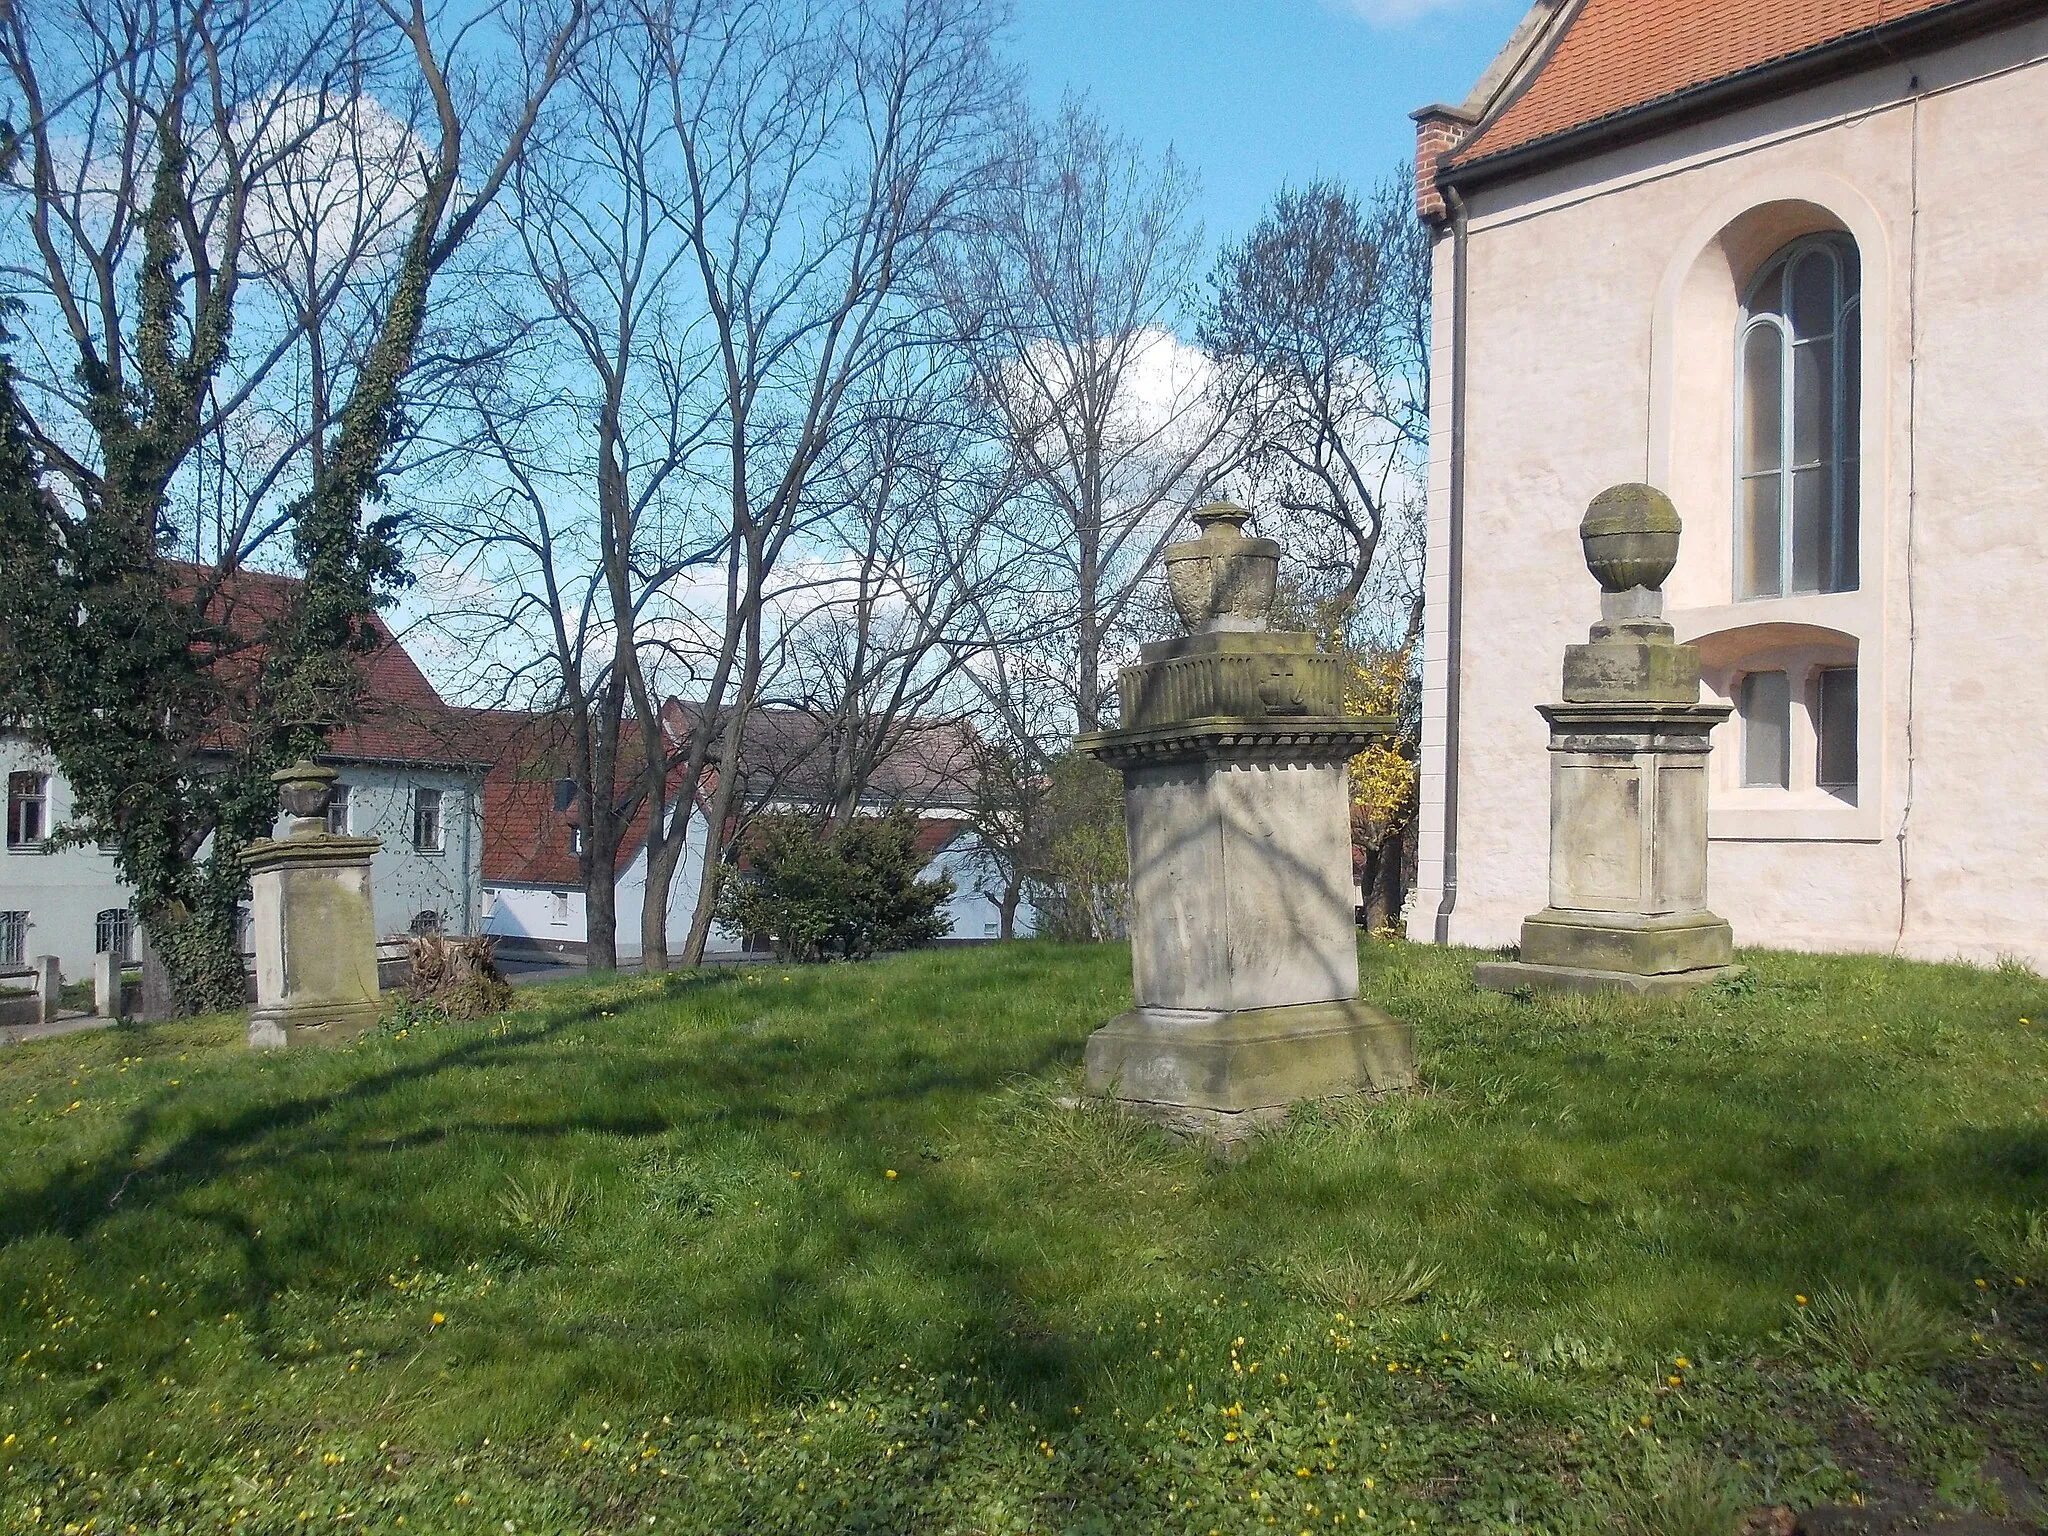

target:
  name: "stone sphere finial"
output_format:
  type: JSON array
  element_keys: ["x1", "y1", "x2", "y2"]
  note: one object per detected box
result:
[
  {"x1": 1580, "y1": 484, "x2": 1681, "y2": 593},
  {"x1": 272, "y1": 759, "x2": 338, "y2": 836},
  {"x1": 1164, "y1": 501, "x2": 1283, "y2": 633}
]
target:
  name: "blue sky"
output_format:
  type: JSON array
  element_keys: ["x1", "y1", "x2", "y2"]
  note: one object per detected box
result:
[{"x1": 1004, "y1": 0, "x2": 1529, "y2": 250}]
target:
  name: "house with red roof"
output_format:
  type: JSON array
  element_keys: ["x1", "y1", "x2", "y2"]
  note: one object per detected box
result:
[
  {"x1": 1407, "y1": 0, "x2": 2048, "y2": 962},
  {"x1": 2, "y1": 575, "x2": 489, "y2": 982},
  {"x1": 477, "y1": 700, "x2": 1029, "y2": 959}
]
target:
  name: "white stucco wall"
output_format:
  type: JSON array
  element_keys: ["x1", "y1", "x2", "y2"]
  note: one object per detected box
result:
[
  {"x1": 925, "y1": 835, "x2": 1039, "y2": 941},
  {"x1": 318, "y1": 766, "x2": 484, "y2": 939},
  {"x1": 0, "y1": 735, "x2": 130, "y2": 980},
  {"x1": 483, "y1": 883, "x2": 588, "y2": 946},
  {"x1": 1410, "y1": 18, "x2": 2048, "y2": 965}
]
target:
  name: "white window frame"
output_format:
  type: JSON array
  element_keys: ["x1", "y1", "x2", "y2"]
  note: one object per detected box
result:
[
  {"x1": 1735, "y1": 234, "x2": 1860, "y2": 600},
  {"x1": 7, "y1": 771, "x2": 49, "y2": 850},
  {"x1": 326, "y1": 784, "x2": 352, "y2": 837},
  {"x1": 0, "y1": 910, "x2": 25, "y2": 968},
  {"x1": 412, "y1": 787, "x2": 444, "y2": 853}
]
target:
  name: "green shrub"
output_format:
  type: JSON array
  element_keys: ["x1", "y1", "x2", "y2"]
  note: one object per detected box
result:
[
  {"x1": 714, "y1": 807, "x2": 954, "y2": 962},
  {"x1": 1028, "y1": 752, "x2": 1128, "y2": 940}
]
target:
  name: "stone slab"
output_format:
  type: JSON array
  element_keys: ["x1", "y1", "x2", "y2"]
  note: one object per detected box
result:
[
  {"x1": 248, "y1": 997, "x2": 382, "y2": 1050},
  {"x1": 1474, "y1": 960, "x2": 1746, "y2": 998},
  {"x1": 1519, "y1": 907, "x2": 1734, "y2": 973},
  {"x1": 1084, "y1": 997, "x2": 1417, "y2": 1116}
]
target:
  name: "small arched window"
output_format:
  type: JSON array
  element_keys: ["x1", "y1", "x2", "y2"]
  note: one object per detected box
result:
[{"x1": 1736, "y1": 234, "x2": 1860, "y2": 598}]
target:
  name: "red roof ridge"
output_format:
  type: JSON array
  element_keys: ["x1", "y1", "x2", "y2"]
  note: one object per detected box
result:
[{"x1": 1419, "y1": 0, "x2": 2008, "y2": 202}]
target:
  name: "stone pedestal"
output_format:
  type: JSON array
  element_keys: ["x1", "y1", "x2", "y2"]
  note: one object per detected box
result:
[
  {"x1": 93, "y1": 949, "x2": 124, "y2": 1019},
  {"x1": 241, "y1": 762, "x2": 383, "y2": 1048},
  {"x1": 1476, "y1": 486, "x2": 1740, "y2": 997},
  {"x1": 1078, "y1": 504, "x2": 1416, "y2": 1140},
  {"x1": 33, "y1": 955, "x2": 61, "y2": 1024}
]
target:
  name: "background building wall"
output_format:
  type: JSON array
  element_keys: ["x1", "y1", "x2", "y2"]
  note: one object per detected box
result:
[
  {"x1": 0, "y1": 735, "x2": 128, "y2": 981},
  {"x1": 314, "y1": 766, "x2": 484, "y2": 938},
  {"x1": 1410, "y1": 18, "x2": 2048, "y2": 964}
]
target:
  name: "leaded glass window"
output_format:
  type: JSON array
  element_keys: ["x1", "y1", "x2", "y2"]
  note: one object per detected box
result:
[{"x1": 1737, "y1": 236, "x2": 1860, "y2": 598}]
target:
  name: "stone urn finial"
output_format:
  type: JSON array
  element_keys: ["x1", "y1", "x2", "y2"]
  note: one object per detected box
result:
[
  {"x1": 1580, "y1": 483, "x2": 1681, "y2": 593},
  {"x1": 1164, "y1": 502, "x2": 1283, "y2": 633},
  {"x1": 272, "y1": 760, "x2": 338, "y2": 838}
]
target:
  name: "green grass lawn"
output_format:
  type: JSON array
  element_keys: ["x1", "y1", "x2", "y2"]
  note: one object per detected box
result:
[{"x1": 1, "y1": 941, "x2": 2044, "y2": 1535}]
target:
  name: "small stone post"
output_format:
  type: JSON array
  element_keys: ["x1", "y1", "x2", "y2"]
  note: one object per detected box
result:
[
  {"x1": 1475, "y1": 485, "x2": 1741, "y2": 997},
  {"x1": 241, "y1": 761, "x2": 383, "y2": 1048},
  {"x1": 93, "y1": 949, "x2": 124, "y2": 1019},
  {"x1": 1078, "y1": 503, "x2": 1417, "y2": 1142},
  {"x1": 33, "y1": 955, "x2": 61, "y2": 1024}
]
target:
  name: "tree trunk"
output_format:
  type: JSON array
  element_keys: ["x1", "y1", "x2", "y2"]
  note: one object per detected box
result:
[
  {"x1": 585, "y1": 839, "x2": 620, "y2": 973},
  {"x1": 1360, "y1": 824, "x2": 1408, "y2": 934},
  {"x1": 680, "y1": 737, "x2": 744, "y2": 966},
  {"x1": 998, "y1": 878, "x2": 1022, "y2": 940},
  {"x1": 639, "y1": 796, "x2": 687, "y2": 971}
]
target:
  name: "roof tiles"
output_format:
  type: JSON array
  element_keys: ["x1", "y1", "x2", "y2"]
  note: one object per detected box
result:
[{"x1": 1454, "y1": 0, "x2": 1961, "y2": 165}]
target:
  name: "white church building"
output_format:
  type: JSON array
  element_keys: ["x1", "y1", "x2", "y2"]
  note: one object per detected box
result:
[{"x1": 1407, "y1": 0, "x2": 2048, "y2": 964}]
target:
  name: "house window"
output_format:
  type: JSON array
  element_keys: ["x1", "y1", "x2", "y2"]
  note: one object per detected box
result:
[
  {"x1": 1816, "y1": 666, "x2": 1858, "y2": 794},
  {"x1": 410, "y1": 909, "x2": 442, "y2": 935},
  {"x1": 0, "y1": 911, "x2": 24, "y2": 968},
  {"x1": 7, "y1": 772, "x2": 48, "y2": 848},
  {"x1": 568, "y1": 825, "x2": 584, "y2": 856},
  {"x1": 1736, "y1": 234, "x2": 1860, "y2": 599},
  {"x1": 96, "y1": 908, "x2": 132, "y2": 960},
  {"x1": 549, "y1": 891, "x2": 570, "y2": 925},
  {"x1": 554, "y1": 778, "x2": 577, "y2": 813},
  {"x1": 326, "y1": 784, "x2": 352, "y2": 836},
  {"x1": 1739, "y1": 671, "x2": 1791, "y2": 788},
  {"x1": 412, "y1": 788, "x2": 444, "y2": 852}
]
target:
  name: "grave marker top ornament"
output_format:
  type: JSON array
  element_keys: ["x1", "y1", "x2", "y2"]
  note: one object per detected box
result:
[{"x1": 1077, "y1": 501, "x2": 1416, "y2": 1144}]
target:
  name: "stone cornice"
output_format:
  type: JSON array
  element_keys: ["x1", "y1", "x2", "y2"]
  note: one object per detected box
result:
[
  {"x1": 1077, "y1": 716, "x2": 1394, "y2": 768},
  {"x1": 240, "y1": 833, "x2": 383, "y2": 872},
  {"x1": 1538, "y1": 700, "x2": 1731, "y2": 754}
]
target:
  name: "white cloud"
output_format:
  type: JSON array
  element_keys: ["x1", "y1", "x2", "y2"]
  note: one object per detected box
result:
[{"x1": 1325, "y1": 0, "x2": 1476, "y2": 26}]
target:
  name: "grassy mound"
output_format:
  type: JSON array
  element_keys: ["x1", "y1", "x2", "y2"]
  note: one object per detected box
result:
[{"x1": 1, "y1": 942, "x2": 2043, "y2": 1533}]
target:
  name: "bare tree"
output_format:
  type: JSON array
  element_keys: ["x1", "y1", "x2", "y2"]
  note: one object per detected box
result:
[
  {"x1": 777, "y1": 355, "x2": 1031, "y2": 827},
  {"x1": 1200, "y1": 172, "x2": 1430, "y2": 625},
  {"x1": 1202, "y1": 172, "x2": 1432, "y2": 928},
  {"x1": 0, "y1": 0, "x2": 583, "y2": 1008},
  {"x1": 631, "y1": 0, "x2": 1011, "y2": 969},
  {"x1": 946, "y1": 98, "x2": 1235, "y2": 732},
  {"x1": 415, "y1": 12, "x2": 714, "y2": 971}
]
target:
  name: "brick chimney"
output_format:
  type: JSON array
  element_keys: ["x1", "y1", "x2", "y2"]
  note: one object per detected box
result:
[{"x1": 1410, "y1": 105, "x2": 1476, "y2": 224}]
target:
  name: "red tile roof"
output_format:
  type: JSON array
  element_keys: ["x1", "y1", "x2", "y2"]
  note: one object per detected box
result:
[
  {"x1": 477, "y1": 703, "x2": 984, "y2": 887},
  {"x1": 1451, "y1": 0, "x2": 1967, "y2": 168},
  {"x1": 179, "y1": 564, "x2": 487, "y2": 768}
]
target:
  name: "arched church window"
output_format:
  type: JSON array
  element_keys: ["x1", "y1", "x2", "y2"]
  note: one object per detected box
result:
[{"x1": 1736, "y1": 235, "x2": 1860, "y2": 598}]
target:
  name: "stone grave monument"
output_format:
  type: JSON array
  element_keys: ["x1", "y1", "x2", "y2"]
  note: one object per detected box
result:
[
  {"x1": 1475, "y1": 484, "x2": 1741, "y2": 997},
  {"x1": 1077, "y1": 502, "x2": 1417, "y2": 1140},
  {"x1": 242, "y1": 760, "x2": 383, "y2": 1047}
]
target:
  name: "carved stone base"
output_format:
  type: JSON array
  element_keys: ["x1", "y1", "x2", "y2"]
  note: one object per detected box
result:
[
  {"x1": 1084, "y1": 998, "x2": 1417, "y2": 1138},
  {"x1": 248, "y1": 997, "x2": 382, "y2": 1050},
  {"x1": 1473, "y1": 960, "x2": 1745, "y2": 998},
  {"x1": 1518, "y1": 907, "x2": 1735, "y2": 974}
]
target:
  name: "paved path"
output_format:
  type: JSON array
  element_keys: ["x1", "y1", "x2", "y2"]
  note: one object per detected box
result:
[{"x1": 1, "y1": 1012, "x2": 117, "y2": 1047}]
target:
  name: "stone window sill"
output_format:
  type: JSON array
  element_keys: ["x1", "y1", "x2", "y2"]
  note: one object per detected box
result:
[{"x1": 1709, "y1": 796, "x2": 1880, "y2": 843}]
